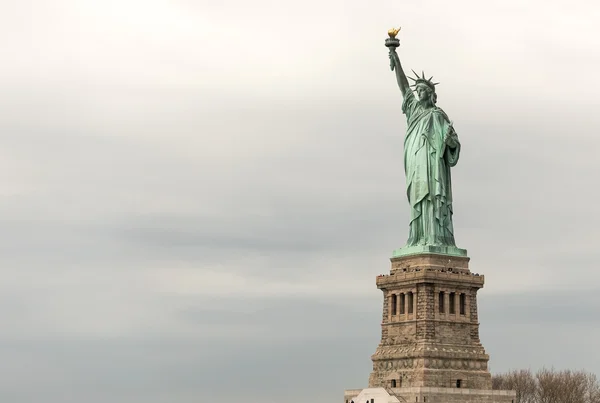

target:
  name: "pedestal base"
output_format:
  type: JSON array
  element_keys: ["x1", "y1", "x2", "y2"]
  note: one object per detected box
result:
[{"x1": 344, "y1": 387, "x2": 516, "y2": 403}]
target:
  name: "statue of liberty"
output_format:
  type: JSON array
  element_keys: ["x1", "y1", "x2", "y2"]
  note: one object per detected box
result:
[{"x1": 386, "y1": 29, "x2": 465, "y2": 257}]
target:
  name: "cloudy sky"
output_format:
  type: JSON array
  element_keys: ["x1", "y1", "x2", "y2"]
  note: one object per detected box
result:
[{"x1": 2, "y1": 0, "x2": 600, "y2": 402}]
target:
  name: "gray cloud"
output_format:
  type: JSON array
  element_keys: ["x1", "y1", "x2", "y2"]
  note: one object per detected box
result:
[{"x1": 1, "y1": 0, "x2": 599, "y2": 401}]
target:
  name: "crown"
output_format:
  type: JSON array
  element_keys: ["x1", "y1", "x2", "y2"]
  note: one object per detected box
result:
[{"x1": 408, "y1": 70, "x2": 439, "y2": 91}]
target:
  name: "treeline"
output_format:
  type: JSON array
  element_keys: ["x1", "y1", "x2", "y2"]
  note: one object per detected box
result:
[{"x1": 492, "y1": 368, "x2": 600, "y2": 403}]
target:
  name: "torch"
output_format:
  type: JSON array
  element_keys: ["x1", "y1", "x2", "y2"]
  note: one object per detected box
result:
[{"x1": 385, "y1": 27, "x2": 401, "y2": 71}]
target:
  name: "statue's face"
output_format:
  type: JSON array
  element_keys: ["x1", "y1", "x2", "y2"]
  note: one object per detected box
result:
[{"x1": 416, "y1": 85, "x2": 430, "y2": 103}]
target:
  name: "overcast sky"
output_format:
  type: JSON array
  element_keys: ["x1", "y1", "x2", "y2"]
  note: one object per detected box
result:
[{"x1": 2, "y1": 0, "x2": 600, "y2": 402}]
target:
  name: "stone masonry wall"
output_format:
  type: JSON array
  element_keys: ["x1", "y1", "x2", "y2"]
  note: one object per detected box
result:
[
  {"x1": 386, "y1": 322, "x2": 416, "y2": 344},
  {"x1": 416, "y1": 283, "x2": 435, "y2": 340},
  {"x1": 392, "y1": 387, "x2": 516, "y2": 403},
  {"x1": 381, "y1": 290, "x2": 389, "y2": 340},
  {"x1": 435, "y1": 321, "x2": 472, "y2": 345},
  {"x1": 470, "y1": 289, "x2": 481, "y2": 343}
]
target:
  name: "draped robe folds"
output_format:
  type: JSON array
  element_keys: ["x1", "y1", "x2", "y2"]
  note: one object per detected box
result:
[{"x1": 401, "y1": 90, "x2": 460, "y2": 247}]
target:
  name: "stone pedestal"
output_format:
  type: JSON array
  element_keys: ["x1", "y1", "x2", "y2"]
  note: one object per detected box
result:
[
  {"x1": 370, "y1": 253, "x2": 490, "y2": 389},
  {"x1": 343, "y1": 253, "x2": 515, "y2": 403}
]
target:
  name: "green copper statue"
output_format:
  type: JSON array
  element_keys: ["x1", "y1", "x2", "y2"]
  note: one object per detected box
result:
[{"x1": 385, "y1": 28, "x2": 466, "y2": 257}]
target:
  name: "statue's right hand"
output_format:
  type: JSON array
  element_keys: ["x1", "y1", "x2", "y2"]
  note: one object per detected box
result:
[{"x1": 389, "y1": 52, "x2": 396, "y2": 69}]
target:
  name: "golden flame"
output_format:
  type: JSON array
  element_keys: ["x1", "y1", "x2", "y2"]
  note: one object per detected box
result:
[{"x1": 388, "y1": 27, "x2": 401, "y2": 38}]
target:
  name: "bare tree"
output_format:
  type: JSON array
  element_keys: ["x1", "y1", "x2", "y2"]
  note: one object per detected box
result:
[
  {"x1": 583, "y1": 372, "x2": 600, "y2": 403},
  {"x1": 559, "y1": 369, "x2": 588, "y2": 403},
  {"x1": 492, "y1": 369, "x2": 536, "y2": 403},
  {"x1": 493, "y1": 367, "x2": 600, "y2": 403},
  {"x1": 535, "y1": 367, "x2": 559, "y2": 403}
]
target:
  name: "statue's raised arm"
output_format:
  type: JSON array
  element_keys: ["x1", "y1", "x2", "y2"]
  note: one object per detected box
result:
[
  {"x1": 385, "y1": 28, "x2": 410, "y2": 96},
  {"x1": 389, "y1": 51, "x2": 410, "y2": 96}
]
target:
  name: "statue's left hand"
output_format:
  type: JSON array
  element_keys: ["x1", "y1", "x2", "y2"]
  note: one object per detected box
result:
[{"x1": 444, "y1": 126, "x2": 458, "y2": 147}]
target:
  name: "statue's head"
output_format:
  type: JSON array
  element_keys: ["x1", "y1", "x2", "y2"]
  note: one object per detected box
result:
[
  {"x1": 416, "y1": 83, "x2": 437, "y2": 105},
  {"x1": 409, "y1": 70, "x2": 439, "y2": 106}
]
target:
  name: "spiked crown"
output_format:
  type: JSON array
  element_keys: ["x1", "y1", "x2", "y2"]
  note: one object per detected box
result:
[{"x1": 408, "y1": 70, "x2": 439, "y2": 92}]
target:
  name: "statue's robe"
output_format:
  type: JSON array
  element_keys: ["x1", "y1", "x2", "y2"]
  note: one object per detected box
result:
[{"x1": 402, "y1": 90, "x2": 460, "y2": 247}]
